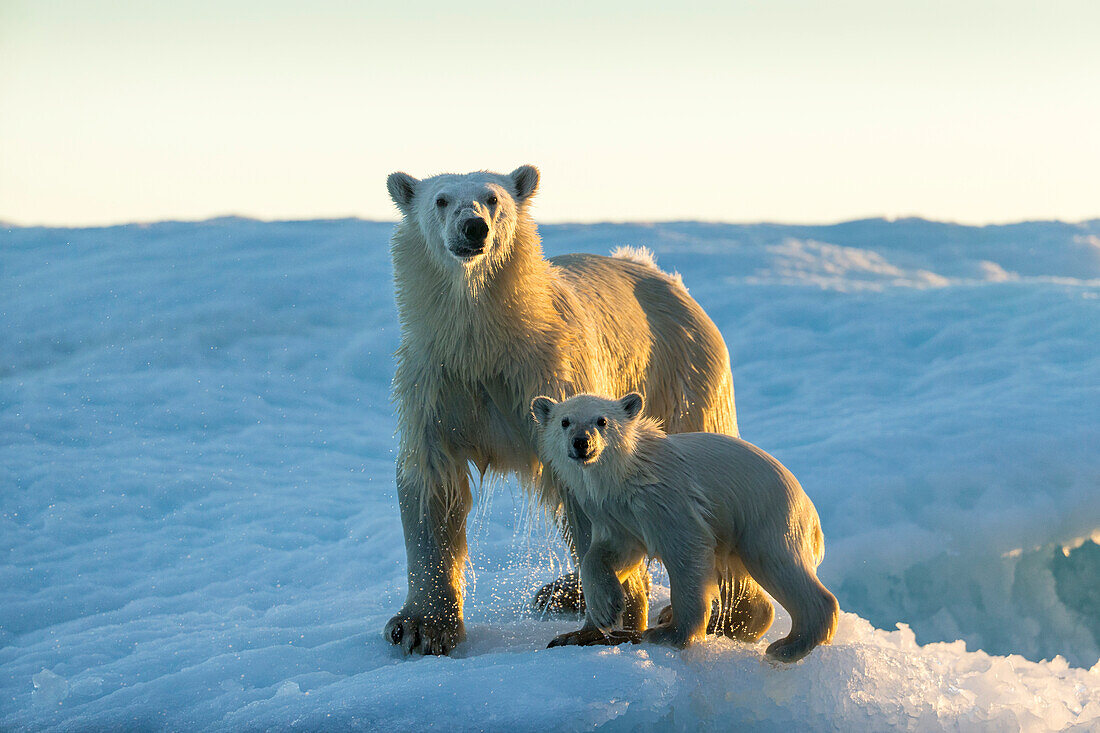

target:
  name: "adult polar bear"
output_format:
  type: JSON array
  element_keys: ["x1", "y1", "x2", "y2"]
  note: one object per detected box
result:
[{"x1": 384, "y1": 165, "x2": 758, "y2": 655}]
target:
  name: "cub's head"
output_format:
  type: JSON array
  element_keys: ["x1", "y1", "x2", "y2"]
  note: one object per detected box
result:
[
  {"x1": 530, "y1": 392, "x2": 645, "y2": 470},
  {"x1": 386, "y1": 165, "x2": 540, "y2": 272}
]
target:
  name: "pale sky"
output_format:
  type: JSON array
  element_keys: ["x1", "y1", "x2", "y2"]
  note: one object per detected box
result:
[{"x1": 1, "y1": 0, "x2": 1098, "y2": 226}]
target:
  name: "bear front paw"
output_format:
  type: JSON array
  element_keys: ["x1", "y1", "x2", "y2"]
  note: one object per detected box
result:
[
  {"x1": 531, "y1": 571, "x2": 585, "y2": 615},
  {"x1": 547, "y1": 627, "x2": 640, "y2": 648},
  {"x1": 384, "y1": 611, "x2": 465, "y2": 656}
]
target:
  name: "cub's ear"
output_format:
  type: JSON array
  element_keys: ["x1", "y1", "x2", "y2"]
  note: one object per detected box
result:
[
  {"x1": 531, "y1": 395, "x2": 556, "y2": 425},
  {"x1": 620, "y1": 392, "x2": 644, "y2": 420},
  {"x1": 510, "y1": 165, "x2": 540, "y2": 203},
  {"x1": 386, "y1": 172, "x2": 419, "y2": 214}
]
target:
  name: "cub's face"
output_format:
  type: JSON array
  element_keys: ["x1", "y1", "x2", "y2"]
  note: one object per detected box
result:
[
  {"x1": 531, "y1": 393, "x2": 644, "y2": 469},
  {"x1": 386, "y1": 166, "x2": 539, "y2": 273}
]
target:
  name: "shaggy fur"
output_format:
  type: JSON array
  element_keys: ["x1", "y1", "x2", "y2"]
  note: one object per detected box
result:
[
  {"x1": 534, "y1": 393, "x2": 839, "y2": 662},
  {"x1": 383, "y1": 165, "x2": 741, "y2": 656}
]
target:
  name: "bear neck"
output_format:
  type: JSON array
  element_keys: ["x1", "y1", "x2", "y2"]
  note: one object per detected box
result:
[{"x1": 391, "y1": 213, "x2": 561, "y2": 373}]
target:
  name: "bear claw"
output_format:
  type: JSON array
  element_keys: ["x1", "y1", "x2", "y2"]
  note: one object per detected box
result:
[
  {"x1": 765, "y1": 637, "x2": 814, "y2": 663},
  {"x1": 548, "y1": 628, "x2": 640, "y2": 648},
  {"x1": 385, "y1": 613, "x2": 464, "y2": 656}
]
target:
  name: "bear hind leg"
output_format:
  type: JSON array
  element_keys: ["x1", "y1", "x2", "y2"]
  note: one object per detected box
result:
[
  {"x1": 711, "y1": 557, "x2": 775, "y2": 642},
  {"x1": 656, "y1": 560, "x2": 773, "y2": 641},
  {"x1": 742, "y1": 550, "x2": 838, "y2": 663}
]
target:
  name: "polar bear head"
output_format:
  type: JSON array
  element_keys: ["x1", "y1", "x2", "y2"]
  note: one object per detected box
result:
[
  {"x1": 531, "y1": 393, "x2": 645, "y2": 472},
  {"x1": 387, "y1": 165, "x2": 540, "y2": 273}
]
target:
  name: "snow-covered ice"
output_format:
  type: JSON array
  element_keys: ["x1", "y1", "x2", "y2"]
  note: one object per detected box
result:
[{"x1": 2, "y1": 217, "x2": 1099, "y2": 730}]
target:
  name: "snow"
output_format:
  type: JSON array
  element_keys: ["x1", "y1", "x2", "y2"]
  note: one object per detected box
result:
[{"x1": 2, "y1": 216, "x2": 1099, "y2": 730}]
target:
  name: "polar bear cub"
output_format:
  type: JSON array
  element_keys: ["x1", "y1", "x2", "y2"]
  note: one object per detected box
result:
[{"x1": 531, "y1": 392, "x2": 839, "y2": 662}]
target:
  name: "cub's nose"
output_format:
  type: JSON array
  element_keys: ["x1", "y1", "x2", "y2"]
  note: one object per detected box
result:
[
  {"x1": 572, "y1": 436, "x2": 589, "y2": 455},
  {"x1": 462, "y1": 218, "x2": 489, "y2": 242}
]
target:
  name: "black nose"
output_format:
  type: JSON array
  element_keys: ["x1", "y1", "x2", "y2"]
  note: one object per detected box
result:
[
  {"x1": 573, "y1": 436, "x2": 588, "y2": 454},
  {"x1": 462, "y1": 218, "x2": 489, "y2": 242}
]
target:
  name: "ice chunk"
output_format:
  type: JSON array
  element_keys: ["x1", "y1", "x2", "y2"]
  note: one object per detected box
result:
[{"x1": 31, "y1": 669, "x2": 69, "y2": 707}]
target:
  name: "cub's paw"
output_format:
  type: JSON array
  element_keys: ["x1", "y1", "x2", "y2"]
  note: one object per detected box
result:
[
  {"x1": 765, "y1": 636, "x2": 815, "y2": 663},
  {"x1": 384, "y1": 612, "x2": 465, "y2": 656},
  {"x1": 639, "y1": 624, "x2": 690, "y2": 648},
  {"x1": 532, "y1": 571, "x2": 585, "y2": 615},
  {"x1": 548, "y1": 627, "x2": 640, "y2": 648}
]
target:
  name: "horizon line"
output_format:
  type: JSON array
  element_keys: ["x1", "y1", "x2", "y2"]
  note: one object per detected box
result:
[{"x1": 4, "y1": 213, "x2": 1100, "y2": 232}]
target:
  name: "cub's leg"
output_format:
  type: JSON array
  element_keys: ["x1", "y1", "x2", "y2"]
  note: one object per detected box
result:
[
  {"x1": 641, "y1": 552, "x2": 717, "y2": 648},
  {"x1": 711, "y1": 556, "x2": 775, "y2": 641},
  {"x1": 533, "y1": 482, "x2": 649, "y2": 631},
  {"x1": 657, "y1": 561, "x2": 774, "y2": 641},
  {"x1": 548, "y1": 536, "x2": 647, "y2": 648},
  {"x1": 534, "y1": 570, "x2": 649, "y2": 631},
  {"x1": 740, "y1": 543, "x2": 839, "y2": 663}
]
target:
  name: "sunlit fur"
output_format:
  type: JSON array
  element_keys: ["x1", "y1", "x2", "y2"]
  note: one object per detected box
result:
[
  {"x1": 534, "y1": 393, "x2": 839, "y2": 662},
  {"x1": 384, "y1": 165, "x2": 739, "y2": 655}
]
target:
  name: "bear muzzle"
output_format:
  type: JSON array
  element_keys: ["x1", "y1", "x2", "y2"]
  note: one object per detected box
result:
[
  {"x1": 569, "y1": 434, "x2": 599, "y2": 464},
  {"x1": 450, "y1": 217, "x2": 489, "y2": 259}
]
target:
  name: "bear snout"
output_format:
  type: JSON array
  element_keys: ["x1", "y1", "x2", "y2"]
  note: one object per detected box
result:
[
  {"x1": 461, "y1": 218, "x2": 489, "y2": 244},
  {"x1": 569, "y1": 433, "x2": 598, "y2": 463},
  {"x1": 449, "y1": 218, "x2": 490, "y2": 259}
]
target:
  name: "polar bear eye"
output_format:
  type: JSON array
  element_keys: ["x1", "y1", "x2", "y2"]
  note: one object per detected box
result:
[
  {"x1": 596, "y1": 417, "x2": 607, "y2": 427},
  {"x1": 487, "y1": 194, "x2": 498, "y2": 206},
  {"x1": 435, "y1": 196, "x2": 447, "y2": 208},
  {"x1": 561, "y1": 418, "x2": 570, "y2": 428}
]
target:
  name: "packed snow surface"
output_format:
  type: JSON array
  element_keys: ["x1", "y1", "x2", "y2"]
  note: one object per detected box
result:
[{"x1": 2, "y1": 217, "x2": 1099, "y2": 730}]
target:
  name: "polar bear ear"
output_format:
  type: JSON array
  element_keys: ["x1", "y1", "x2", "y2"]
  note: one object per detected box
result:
[
  {"x1": 620, "y1": 392, "x2": 644, "y2": 420},
  {"x1": 509, "y1": 165, "x2": 540, "y2": 203},
  {"x1": 387, "y1": 172, "x2": 420, "y2": 214},
  {"x1": 531, "y1": 395, "x2": 556, "y2": 425}
]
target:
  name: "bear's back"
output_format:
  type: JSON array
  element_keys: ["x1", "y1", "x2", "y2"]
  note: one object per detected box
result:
[
  {"x1": 549, "y1": 253, "x2": 737, "y2": 436},
  {"x1": 656, "y1": 432, "x2": 810, "y2": 537}
]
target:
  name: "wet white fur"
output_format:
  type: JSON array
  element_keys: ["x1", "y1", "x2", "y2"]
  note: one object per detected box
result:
[
  {"x1": 383, "y1": 165, "x2": 740, "y2": 655},
  {"x1": 533, "y1": 393, "x2": 839, "y2": 662}
]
